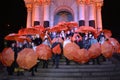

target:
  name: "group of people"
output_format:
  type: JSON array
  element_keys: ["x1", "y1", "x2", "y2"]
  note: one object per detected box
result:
[{"x1": 4, "y1": 28, "x2": 107, "y2": 76}]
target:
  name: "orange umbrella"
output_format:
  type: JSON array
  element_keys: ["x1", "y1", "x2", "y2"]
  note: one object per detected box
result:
[
  {"x1": 34, "y1": 26, "x2": 45, "y2": 32},
  {"x1": 108, "y1": 38, "x2": 120, "y2": 53},
  {"x1": 101, "y1": 41, "x2": 114, "y2": 58},
  {"x1": 15, "y1": 36, "x2": 31, "y2": 42},
  {"x1": 36, "y1": 44, "x2": 52, "y2": 60},
  {"x1": 18, "y1": 28, "x2": 40, "y2": 35},
  {"x1": 63, "y1": 42, "x2": 80, "y2": 60},
  {"x1": 77, "y1": 48, "x2": 90, "y2": 64},
  {"x1": 66, "y1": 21, "x2": 78, "y2": 29},
  {"x1": 47, "y1": 25, "x2": 68, "y2": 33},
  {"x1": 88, "y1": 43, "x2": 101, "y2": 59},
  {"x1": 17, "y1": 48, "x2": 38, "y2": 70},
  {"x1": 18, "y1": 28, "x2": 25, "y2": 35},
  {"x1": 75, "y1": 26, "x2": 97, "y2": 36},
  {"x1": 1, "y1": 48, "x2": 14, "y2": 67},
  {"x1": 52, "y1": 44, "x2": 62, "y2": 54},
  {"x1": 4, "y1": 33, "x2": 20, "y2": 41}
]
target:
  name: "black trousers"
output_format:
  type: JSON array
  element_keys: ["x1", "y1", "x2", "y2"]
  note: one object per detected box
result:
[
  {"x1": 43, "y1": 60, "x2": 48, "y2": 68},
  {"x1": 55, "y1": 54, "x2": 61, "y2": 68}
]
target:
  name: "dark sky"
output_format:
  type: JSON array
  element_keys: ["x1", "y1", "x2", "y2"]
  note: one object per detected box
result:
[{"x1": 0, "y1": 0, "x2": 120, "y2": 51}]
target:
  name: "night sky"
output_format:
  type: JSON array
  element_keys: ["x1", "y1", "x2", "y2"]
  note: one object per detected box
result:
[{"x1": 0, "y1": 0, "x2": 120, "y2": 52}]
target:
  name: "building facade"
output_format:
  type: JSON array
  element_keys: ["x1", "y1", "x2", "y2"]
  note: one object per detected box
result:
[{"x1": 24, "y1": 0, "x2": 103, "y2": 31}]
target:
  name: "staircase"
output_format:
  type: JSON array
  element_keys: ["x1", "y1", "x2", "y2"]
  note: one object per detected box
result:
[{"x1": 0, "y1": 56, "x2": 120, "y2": 80}]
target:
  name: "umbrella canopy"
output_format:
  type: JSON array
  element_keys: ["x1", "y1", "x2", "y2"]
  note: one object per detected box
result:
[
  {"x1": 34, "y1": 26, "x2": 45, "y2": 32},
  {"x1": 88, "y1": 43, "x2": 101, "y2": 59},
  {"x1": 77, "y1": 48, "x2": 90, "y2": 64},
  {"x1": 108, "y1": 38, "x2": 120, "y2": 53},
  {"x1": 36, "y1": 44, "x2": 52, "y2": 60},
  {"x1": 4, "y1": 33, "x2": 20, "y2": 41},
  {"x1": 47, "y1": 25, "x2": 68, "y2": 33},
  {"x1": 17, "y1": 48, "x2": 38, "y2": 70},
  {"x1": 1, "y1": 48, "x2": 14, "y2": 67},
  {"x1": 18, "y1": 28, "x2": 40, "y2": 35},
  {"x1": 18, "y1": 28, "x2": 25, "y2": 35},
  {"x1": 66, "y1": 21, "x2": 78, "y2": 29},
  {"x1": 52, "y1": 43, "x2": 62, "y2": 55},
  {"x1": 101, "y1": 41, "x2": 114, "y2": 58},
  {"x1": 75, "y1": 26, "x2": 97, "y2": 36},
  {"x1": 63, "y1": 42, "x2": 80, "y2": 60},
  {"x1": 15, "y1": 36, "x2": 31, "y2": 42}
]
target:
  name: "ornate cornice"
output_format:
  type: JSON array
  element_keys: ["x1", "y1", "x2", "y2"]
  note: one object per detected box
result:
[
  {"x1": 77, "y1": 0, "x2": 96, "y2": 5},
  {"x1": 77, "y1": 0, "x2": 86, "y2": 4},
  {"x1": 86, "y1": 0, "x2": 95, "y2": 5},
  {"x1": 34, "y1": 0, "x2": 42, "y2": 6},
  {"x1": 26, "y1": 3, "x2": 32, "y2": 11},
  {"x1": 96, "y1": 0, "x2": 103, "y2": 8},
  {"x1": 42, "y1": 0, "x2": 51, "y2": 5}
]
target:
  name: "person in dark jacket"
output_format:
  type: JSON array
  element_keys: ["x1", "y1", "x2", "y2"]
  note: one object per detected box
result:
[
  {"x1": 82, "y1": 34, "x2": 91, "y2": 50},
  {"x1": 33, "y1": 34, "x2": 42, "y2": 46}
]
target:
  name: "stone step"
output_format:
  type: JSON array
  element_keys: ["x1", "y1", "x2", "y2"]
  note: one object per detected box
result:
[
  {"x1": 47, "y1": 61, "x2": 113, "y2": 65},
  {"x1": 36, "y1": 68, "x2": 116, "y2": 73},
  {"x1": 25, "y1": 71, "x2": 120, "y2": 77},
  {"x1": 37, "y1": 64, "x2": 116, "y2": 69},
  {"x1": 2, "y1": 76, "x2": 120, "y2": 80},
  {"x1": 27, "y1": 76, "x2": 120, "y2": 80}
]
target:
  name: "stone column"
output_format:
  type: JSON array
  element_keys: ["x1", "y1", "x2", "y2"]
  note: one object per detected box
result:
[
  {"x1": 43, "y1": 0, "x2": 51, "y2": 28},
  {"x1": 96, "y1": 1, "x2": 103, "y2": 31},
  {"x1": 88, "y1": 1, "x2": 96, "y2": 27},
  {"x1": 26, "y1": 4, "x2": 32, "y2": 28},
  {"x1": 77, "y1": 0, "x2": 86, "y2": 26},
  {"x1": 33, "y1": 1, "x2": 41, "y2": 26}
]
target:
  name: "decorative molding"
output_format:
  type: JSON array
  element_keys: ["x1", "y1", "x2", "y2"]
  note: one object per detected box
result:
[
  {"x1": 33, "y1": 0, "x2": 42, "y2": 6},
  {"x1": 42, "y1": 0, "x2": 51, "y2": 5},
  {"x1": 96, "y1": 1, "x2": 103, "y2": 8},
  {"x1": 26, "y1": 3, "x2": 32, "y2": 10},
  {"x1": 77, "y1": 0, "x2": 86, "y2": 4}
]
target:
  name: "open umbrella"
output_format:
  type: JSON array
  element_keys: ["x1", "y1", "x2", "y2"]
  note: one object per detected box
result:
[
  {"x1": 75, "y1": 26, "x2": 97, "y2": 36},
  {"x1": 34, "y1": 26, "x2": 45, "y2": 32},
  {"x1": 101, "y1": 41, "x2": 114, "y2": 58},
  {"x1": 17, "y1": 48, "x2": 38, "y2": 70},
  {"x1": 36, "y1": 44, "x2": 52, "y2": 60},
  {"x1": 108, "y1": 38, "x2": 120, "y2": 53},
  {"x1": 77, "y1": 48, "x2": 90, "y2": 64},
  {"x1": 63, "y1": 42, "x2": 80, "y2": 60},
  {"x1": 1, "y1": 48, "x2": 14, "y2": 67},
  {"x1": 88, "y1": 43, "x2": 101, "y2": 59},
  {"x1": 66, "y1": 21, "x2": 78, "y2": 29},
  {"x1": 52, "y1": 43, "x2": 62, "y2": 55},
  {"x1": 18, "y1": 28, "x2": 40, "y2": 35},
  {"x1": 4, "y1": 33, "x2": 20, "y2": 41},
  {"x1": 47, "y1": 25, "x2": 68, "y2": 33},
  {"x1": 15, "y1": 36, "x2": 31, "y2": 42}
]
